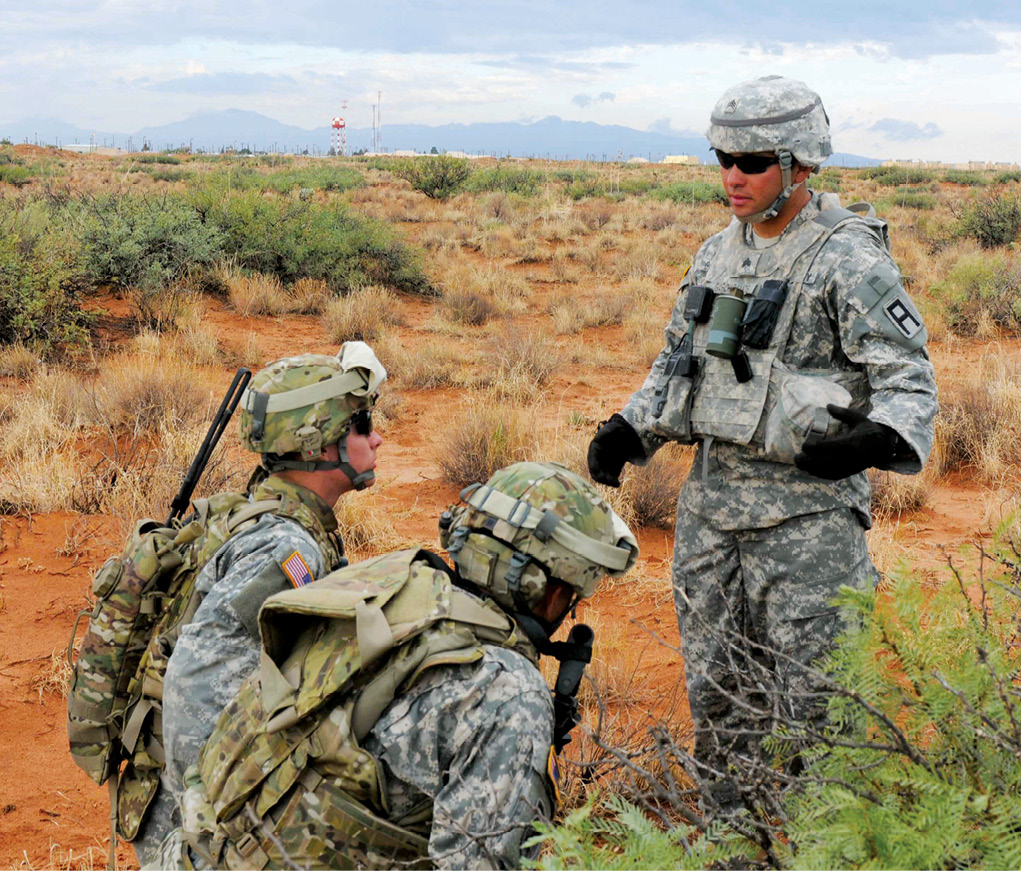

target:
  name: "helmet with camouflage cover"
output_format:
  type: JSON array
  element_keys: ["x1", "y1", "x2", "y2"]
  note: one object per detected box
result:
[
  {"x1": 707, "y1": 75, "x2": 832, "y2": 223},
  {"x1": 439, "y1": 462, "x2": 638, "y2": 631},
  {"x1": 240, "y1": 341, "x2": 386, "y2": 489}
]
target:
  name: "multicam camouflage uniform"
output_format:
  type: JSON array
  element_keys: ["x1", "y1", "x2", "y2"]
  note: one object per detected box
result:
[
  {"x1": 363, "y1": 644, "x2": 555, "y2": 869},
  {"x1": 621, "y1": 189, "x2": 938, "y2": 804},
  {"x1": 133, "y1": 476, "x2": 343, "y2": 864}
]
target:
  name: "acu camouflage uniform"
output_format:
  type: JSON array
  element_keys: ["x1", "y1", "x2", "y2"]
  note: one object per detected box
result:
[
  {"x1": 621, "y1": 191, "x2": 937, "y2": 803},
  {"x1": 134, "y1": 475, "x2": 344, "y2": 864}
]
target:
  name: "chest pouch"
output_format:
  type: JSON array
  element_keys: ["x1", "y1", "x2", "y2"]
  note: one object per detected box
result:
[
  {"x1": 650, "y1": 285, "x2": 714, "y2": 440},
  {"x1": 740, "y1": 279, "x2": 789, "y2": 350}
]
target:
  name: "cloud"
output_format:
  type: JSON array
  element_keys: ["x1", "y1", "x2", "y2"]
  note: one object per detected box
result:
[
  {"x1": 869, "y1": 118, "x2": 943, "y2": 142},
  {"x1": 572, "y1": 91, "x2": 615, "y2": 109},
  {"x1": 148, "y1": 72, "x2": 298, "y2": 95},
  {"x1": 6, "y1": 1, "x2": 1014, "y2": 62},
  {"x1": 647, "y1": 117, "x2": 672, "y2": 134}
]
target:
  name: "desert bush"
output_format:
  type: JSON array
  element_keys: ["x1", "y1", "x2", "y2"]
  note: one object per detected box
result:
[
  {"x1": 0, "y1": 164, "x2": 35, "y2": 186},
  {"x1": 260, "y1": 165, "x2": 363, "y2": 194},
  {"x1": 943, "y1": 168, "x2": 990, "y2": 186},
  {"x1": 321, "y1": 285, "x2": 404, "y2": 342},
  {"x1": 995, "y1": 169, "x2": 1021, "y2": 184},
  {"x1": 861, "y1": 166, "x2": 935, "y2": 185},
  {"x1": 877, "y1": 190, "x2": 936, "y2": 210},
  {"x1": 390, "y1": 156, "x2": 472, "y2": 199},
  {"x1": 465, "y1": 165, "x2": 542, "y2": 196},
  {"x1": 652, "y1": 179, "x2": 728, "y2": 206},
  {"x1": 73, "y1": 193, "x2": 222, "y2": 290},
  {"x1": 97, "y1": 355, "x2": 207, "y2": 432},
  {"x1": 954, "y1": 193, "x2": 1021, "y2": 248},
  {"x1": 135, "y1": 154, "x2": 182, "y2": 165},
  {"x1": 0, "y1": 199, "x2": 93, "y2": 354},
  {"x1": 197, "y1": 188, "x2": 432, "y2": 294},
  {"x1": 437, "y1": 398, "x2": 532, "y2": 487},
  {"x1": 928, "y1": 251, "x2": 1021, "y2": 334}
]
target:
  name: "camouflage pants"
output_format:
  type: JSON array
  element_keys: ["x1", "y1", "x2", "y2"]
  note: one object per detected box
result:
[{"x1": 672, "y1": 505, "x2": 877, "y2": 808}]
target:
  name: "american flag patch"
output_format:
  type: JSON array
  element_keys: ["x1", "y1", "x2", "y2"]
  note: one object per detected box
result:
[{"x1": 281, "y1": 551, "x2": 313, "y2": 588}]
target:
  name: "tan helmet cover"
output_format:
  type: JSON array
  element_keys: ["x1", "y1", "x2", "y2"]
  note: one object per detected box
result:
[
  {"x1": 441, "y1": 461, "x2": 638, "y2": 613},
  {"x1": 239, "y1": 341, "x2": 386, "y2": 458}
]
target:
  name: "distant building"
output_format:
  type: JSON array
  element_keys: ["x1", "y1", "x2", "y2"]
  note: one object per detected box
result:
[
  {"x1": 627, "y1": 156, "x2": 650, "y2": 164},
  {"x1": 881, "y1": 158, "x2": 1019, "y2": 171},
  {"x1": 662, "y1": 154, "x2": 700, "y2": 165}
]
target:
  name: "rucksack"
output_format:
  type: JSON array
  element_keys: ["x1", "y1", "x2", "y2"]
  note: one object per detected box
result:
[
  {"x1": 181, "y1": 548, "x2": 536, "y2": 871},
  {"x1": 66, "y1": 491, "x2": 286, "y2": 840}
]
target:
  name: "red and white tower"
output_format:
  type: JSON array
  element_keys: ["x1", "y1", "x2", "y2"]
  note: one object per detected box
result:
[{"x1": 330, "y1": 116, "x2": 345, "y2": 156}]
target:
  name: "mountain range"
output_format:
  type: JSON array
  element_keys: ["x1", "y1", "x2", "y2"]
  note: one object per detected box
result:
[{"x1": 1, "y1": 108, "x2": 881, "y2": 166}]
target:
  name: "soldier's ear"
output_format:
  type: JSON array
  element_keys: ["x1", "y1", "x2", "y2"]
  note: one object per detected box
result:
[{"x1": 793, "y1": 161, "x2": 815, "y2": 184}]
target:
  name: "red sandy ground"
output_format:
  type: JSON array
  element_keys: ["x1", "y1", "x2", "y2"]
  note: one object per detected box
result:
[{"x1": 0, "y1": 286, "x2": 1013, "y2": 870}]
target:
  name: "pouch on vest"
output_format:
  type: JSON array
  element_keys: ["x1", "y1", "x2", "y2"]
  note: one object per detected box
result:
[
  {"x1": 759, "y1": 361, "x2": 857, "y2": 464},
  {"x1": 190, "y1": 549, "x2": 528, "y2": 871},
  {"x1": 65, "y1": 492, "x2": 284, "y2": 840}
]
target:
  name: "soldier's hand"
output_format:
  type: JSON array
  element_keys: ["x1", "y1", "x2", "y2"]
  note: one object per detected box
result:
[
  {"x1": 587, "y1": 414, "x2": 644, "y2": 488},
  {"x1": 794, "y1": 404, "x2": 901, "y2": 480}
]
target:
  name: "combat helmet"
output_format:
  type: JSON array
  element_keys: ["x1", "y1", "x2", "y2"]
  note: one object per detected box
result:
[
  {"x1": 239, "y1": 341, "x2": 386, "y2": 490},
  {"x1": 440, "y1": 461, "x2": 638, "y2": 637},
  {"x1": 707, "y1": 75, "x2": 832, "y2": 223}
]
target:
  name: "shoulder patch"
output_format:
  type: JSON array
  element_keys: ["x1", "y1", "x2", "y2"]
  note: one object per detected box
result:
[
  {"x1": 883, "y1": 296, "x2": 924, "y2": 340},
  {"x1": 547, "y1": 746, "x2": 562, "y2": 808},
  {"x1": 282, "y1": 551, "x2": 313, "y2": 588}
]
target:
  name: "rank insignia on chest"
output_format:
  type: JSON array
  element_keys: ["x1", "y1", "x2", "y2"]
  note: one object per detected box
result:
[{"x1": 281, "y1": 551, "x2": 313, "y2": 587}]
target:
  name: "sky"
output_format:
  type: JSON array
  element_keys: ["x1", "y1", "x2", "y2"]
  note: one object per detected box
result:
[{"x1": 2, "y1": 1, "x2": 1019, "y2": 163}]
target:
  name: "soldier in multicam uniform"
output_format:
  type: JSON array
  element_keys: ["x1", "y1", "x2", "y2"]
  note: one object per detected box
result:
[
  {"x1": 588, "y1": 76, "x2": 938, "y2": 810},
  {"x1": 161, "y1": 462, "x2": 637, "y2": 871},
  {"x1": 133, "y1": 342, "x2": 386, "y2": 865}
]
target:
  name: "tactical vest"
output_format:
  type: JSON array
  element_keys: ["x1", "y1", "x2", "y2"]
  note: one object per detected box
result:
[
  {"x1": 650, "y1": 196, "x2": 880, "y2": 462},
  {"x1": 66, "y1": 480, "x2": 341, "y2": 842},
  {"x1": 182, "y1": 549, "x2": 537, "y2": 871}
]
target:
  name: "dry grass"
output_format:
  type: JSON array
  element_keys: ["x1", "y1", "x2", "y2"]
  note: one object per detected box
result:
[
  {"x1": 321, "y1": 285, "x2": 405, "y2": 343},
  {"x1": 547, "y1": 289, "x2": 631, "y2": 335},
  {"x1": 930, "y1": 354, "x2": 1021, "y2": 482},
  {"x1": 484, "y1": 326, "x2": 562, "y2": 399},
  {"x1": 289, "y1": 277, "x2": 334, "y2": 314},
  {"x1": 227, "y1": 271, "x2": 291, "y2": 317},
  {"x1": 372, "y1": 332, "x2": 471, "y2": 390},
  {"x1": 869, "y1": 469, "x2": 931, "y2": 518},
  {"x1": 333, "y1": 492, "x2": 409, "y2": 557},
  {"x1": 437, "y1": 257, "x2": 530, "y2": 317},
  {"x1": 441, "y1": 288, "x2": 498, "y2": 326},
  {"x1": 436, "y1": 397, "x2": 535, "y2": 487},
  {"x1": 0, "y1": 343, "x2": 40, "y2": 380},
  {"x1": 30, "y1": 647, "x2": 72, "y2": 701}
]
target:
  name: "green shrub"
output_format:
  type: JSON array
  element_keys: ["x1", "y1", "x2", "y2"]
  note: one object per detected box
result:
[
  {"x1": 928, "y1": 251, "x2": 1021, "y2": 333},
  {"x1": 652, "y1": 179, "x2": 728, "y2": 205},
  {"x1": 134, "y1": 154, "x2": 182, "y2": 165},
  {"x1": 200, "y1": 188, "x2": 431, "y2": 294},
  {"x1": 0, "y1": 165, "x2": 34, "y2": 186},
  {"x1": 145, "y1": 167, "x2": 193, "y2": 183},
  {"x1": 0, "y1": 200, "x2": 92, "y2": 353},
  {"x1": 464, "y1": 165, "x2": 542, "y2": 196},
  {"x1": 943, "y1": 169, "x2": 990, "y2": 186},
  {"x1": 550, "y1": 168, "x2": 594, "y2": 184},
  {"x1": 390, "y1": 156, "x2": 472, "y2": 199},
  {"x1": 994, "y1": 169, "x2": 1021, "y2": 184},
  {"x1": 955, "y1": 193, "x2": 1021, "y2": 248},
  {"x1": 877, "y1": 190, "x2": 936, "y2": 210},
  {"x1": 73, "y1": 194, "x2": 223, "y2": 290},
  {"x1": 861, "y1": 166, "x2": 936, "y2": 185},
  {"x1": 259, "y1": 165, "x2": 363, "y2": 194}
]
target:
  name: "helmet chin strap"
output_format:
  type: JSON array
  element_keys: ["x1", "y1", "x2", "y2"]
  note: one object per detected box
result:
[
  {"x1": 263, "y1": 439, "x2": 375, "y2": 490},
  {"x1": 736, "y1": 150, "x2": 805, "y2": 225}
]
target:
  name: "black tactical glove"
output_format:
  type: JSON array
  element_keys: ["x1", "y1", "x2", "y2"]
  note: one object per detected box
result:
[
  {"x1": 587, "y1": 414, "x2": 644, "y2": 488},
  {"x1": 794, "y1": 404, "x2": 901, "y2": 480}
]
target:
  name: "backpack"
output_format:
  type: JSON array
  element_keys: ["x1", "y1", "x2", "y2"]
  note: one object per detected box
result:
[
  {"x1": 66, "y1": 491, "x2": 286, "y2": 840},
  {"x1": 182, "y1": 548, "x2": 535, "y2": 871}
]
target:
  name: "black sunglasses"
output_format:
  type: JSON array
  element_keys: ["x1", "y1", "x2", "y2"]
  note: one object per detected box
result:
[
  {"x1": 714, "y1": 149, "x2": 780, "y2": 175},
  {"x1": 351, "y1": 409, "x2": 373, "y2": 436}
]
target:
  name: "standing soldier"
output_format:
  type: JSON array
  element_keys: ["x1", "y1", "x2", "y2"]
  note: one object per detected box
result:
[
  {"x1": 588, "y1": 76, "x2": 938, "y2": 811},
  {"x1": 134, "y1": 343, "x2": 386, "y2": 863}
]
